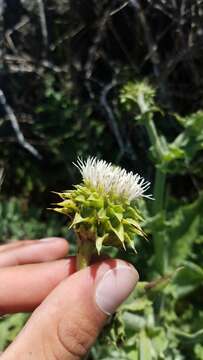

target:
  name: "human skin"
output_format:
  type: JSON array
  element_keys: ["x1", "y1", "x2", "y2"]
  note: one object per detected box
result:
[{"x1": 0, "y1": 238, "x2": 138, "y2": 359}]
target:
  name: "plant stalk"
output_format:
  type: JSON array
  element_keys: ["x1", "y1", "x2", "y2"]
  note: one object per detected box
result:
[
  {"x1": 76, "y1": 236, "x2": 94, "y2": 270},
  {"x1": 144, "y1": 115, "x2": 167, "y2": 275},
  {"x1": 153, "y1": 168, "x2": 166, "y2": 215},
  {"x1": 144, "y1": 117, "x2": 164, "y2": 160}
]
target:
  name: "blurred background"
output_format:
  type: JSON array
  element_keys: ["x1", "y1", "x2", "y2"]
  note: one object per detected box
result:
[{"x1": 0, "y1": 1, "x2": 203, "y2": 359}]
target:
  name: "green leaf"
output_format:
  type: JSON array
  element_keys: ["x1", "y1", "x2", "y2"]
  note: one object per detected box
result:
[
  {"x1": 70, "y1": 212, "x2": 91, "y2": 227},
  {"x1": 162, "y1": 143, "x2": 185, "y2": 163},
  {"x1": 139, "y1": 330, "x2": 153, "y2": 360},
  {"x1": 128, "y1": 349, "x2": 139, "y2": 360},
  {"x1": 113, "y1": 211, "x2": 123, "y2": 222},
  {"x1": 194, "y1": 344, "x2": 203, "y2": 360},
  {"x1": 74, "y1": 194, "x2": 86, "y2": 203},
  {"x1": 172, "y1": 111, "x2": 203, "y2": 164},
  {"x1": 174, "y1": 328, "x2": 203, "y2": 344},
  {"x1": 97, "y1": 208, "x2": 109, "y2": 221},
  {"x1": 150, "y1": 328, "x2": 168, "y2": 357},
  {"x1": 107, "y1": 204, "x2": 124, "y2": 223},
  {"x1": 123, "y1": 218, "x2": 146, "y2": 239},
  {"x1": 56, "y1": 199, "x2": 77, "y2": 210},
  {"x1": 111, "y1": 223, "x2": 125, "y2": 248},
  {"x1": 173, "y1": 261, "x2": 203, "y2": 297},
  {"x1": 167, "y1": 193, "x2": 203, "y2": 267},
  {"x1": 120, "y1": 81, "x2": 156, "y2": 116},
  {"x1": 51, "y1": 207, "x2": 72, "y2": 215},
  {"x1": 87, "y1": 194, "x2": 104, "y2": 208},
  {"x1": 0, "y1": 314, "x2": 29, "y2": 351},
  {"x1": 124, "y1": 233, "x2": 137, "y2": 252},
  {"x1": 96, "y1": 234, "x2": 108, "y2": 254},
  {"x1": 125, "y1": 206, "x2": 144, "y2": 222},
  {"x1": 122, "y1": 297, "x2": 152, "y2": 312}
]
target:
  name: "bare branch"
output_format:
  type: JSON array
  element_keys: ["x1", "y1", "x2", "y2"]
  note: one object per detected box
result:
[
  {"x1": 109, "y1": 20, "x2": 138, "y2": 71},
  {"x1": 85, "y1": 7, "x2": 112, "y2": 79},
  {"x1": 100, "y1": 79, "x2": 125, "y2": 153},
  {"x1": 5, "y1": 16, "x2": 30, "y2": 54},
  {"x1": 50, "y1": 25, "x2": 85, "y2": 51},
  {"x1": 110, "y1": 1, "x2": 130, "y2": 16},
  {"x1": 0, "y1": 168, "x2": 4, "y2": 189},
  {"x1": 0, "y1": 0, "x2": 5, "y2": 59},
  {"x1": 4, "y1": 55, "x2": 69, "y2": 74},
  {"x1": 130, "y1": 0, "x2": 161, "y2": 78},
  {"x1": 36, "y1": 0, "x2": 48, "y2": 49},
  {"x1": 0, "y1": 89, "x2": 42, "y2": 159}
]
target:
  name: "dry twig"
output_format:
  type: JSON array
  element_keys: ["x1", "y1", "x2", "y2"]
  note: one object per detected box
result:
[
  {"x1": 36, "y1": 0, "x2": 48, "y2": 49},
  {"x1": 100, "y1": 79, "x2": 125, "y2": 153},
  {"x1": 0, "y1": 89, "x2": 42, "y2": 159}
]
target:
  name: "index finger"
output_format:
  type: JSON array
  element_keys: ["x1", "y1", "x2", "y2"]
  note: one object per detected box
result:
[
  {"x1": 0, "y1": 257, "x2": 76, "y2": 315},
  {"x1": 0, "y1": 238, "x2": 69, "y2": 267}
]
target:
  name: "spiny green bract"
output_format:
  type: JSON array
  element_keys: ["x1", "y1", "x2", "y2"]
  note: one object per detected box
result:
[
  {"x1": 120, "y1": 80, "x2": 156, "y2": 114},
  {"x1": 53, "y1": 184, "x2": 146, "y2": 254}
]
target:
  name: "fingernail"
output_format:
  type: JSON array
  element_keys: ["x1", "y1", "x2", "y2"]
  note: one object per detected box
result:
[
  {"x1": 39, "y1": 237, "x2": 63, "y2": 243},
  {"x1": 95, "y1": 265, "x2": 138, "y2": 315}
]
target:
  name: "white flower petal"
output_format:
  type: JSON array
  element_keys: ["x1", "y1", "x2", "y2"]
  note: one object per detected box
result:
[{"x1": 74, "y1": 157, "x2": 153, "y2": 201}]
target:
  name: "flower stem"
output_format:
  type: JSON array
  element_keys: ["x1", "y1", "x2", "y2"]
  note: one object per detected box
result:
[
  {"x1": 76, "y1": 237, "x2": 94, "y2": 270},
  {"x1": 143, "y1": 115, "x2": 167, "y2": 275},
  {"x1": 144, "y1": 117, "x2": 164, "y2": 160},
  {"x1": 153, "y1": 168, "x2": 166, "y2": 215}
]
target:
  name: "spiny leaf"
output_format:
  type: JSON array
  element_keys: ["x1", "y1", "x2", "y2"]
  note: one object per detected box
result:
[
  {"x1": 125, "y1": 205, "x2": 144, "y2": 221},
  {"x1": 51, "y1": 191, "x2": 72, "y2": 199},
  {"x1": 123, "y1": 218, "x2": 147, "y2": 239},
  {"x1": 97, "y1": 208, "x2": 109, "y2": 221},
  {"x1": 52, "y1": 183, "x2": 147, "y2": 253},
  {"x1": 96, "y1": 234, "x2": 108, "y2": 254},
  {"x1": 70, "y1": 212, "x2": 92, "y2": 228},
  {"x1": 110, "y1": 208, "x2": 123, "y2": 222},
  {"x1": 87, "y1": 194, "x2": 104, "y2": 208},
  {"x1": 56, "y1": 200, "x2": 77, "y2": 210},
  {"x1": 110, "y1": 204, "x2": 124, "y2": 213},
  {"x1": 111, "y1": 223, "x2": 125, "y2": 249},
  {"x1": 74, "y1": 195, "x2": 86, "y2": 203},
  {"x1": 124, "y1": 233, "x2": 137, "y2": 253},
  {"x1": 51, "y1": 207, "x2": 72, "y2": 215}
]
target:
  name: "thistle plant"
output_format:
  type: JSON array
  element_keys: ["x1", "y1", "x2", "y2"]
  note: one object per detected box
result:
[{"x1": 52, "y1": 157, "x2": 152, "y2": 270}]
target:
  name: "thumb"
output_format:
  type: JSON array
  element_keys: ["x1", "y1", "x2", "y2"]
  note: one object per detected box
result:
[{"x1": 2, "y1": 259, "x2": 138, "y2": 360}]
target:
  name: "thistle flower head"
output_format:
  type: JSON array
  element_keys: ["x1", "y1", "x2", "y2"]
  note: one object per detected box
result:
[
  {"x1": 120, "y1": 80, "x2": 156, "y2": 114},
  {"x1": 75, "y1": 157, "x2": 153, "y2": 201},
  {"x1": 52, "y1": 157, "x2": 153, "y2": 255}
]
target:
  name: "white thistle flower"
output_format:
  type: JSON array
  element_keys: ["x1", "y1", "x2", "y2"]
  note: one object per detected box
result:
[
  {"x1": 74, "y1": 157, "x2": 153, "y2": 202},
  {"x1": 53, "y1": 157, "x2": 152, "y2": 267}
]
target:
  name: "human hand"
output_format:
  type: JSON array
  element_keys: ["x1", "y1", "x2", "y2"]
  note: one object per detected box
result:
[{"x1": 0, "y1": 238, "x2": 138, "y2": 359}]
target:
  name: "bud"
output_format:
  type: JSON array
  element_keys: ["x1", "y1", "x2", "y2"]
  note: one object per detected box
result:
[{"x1": 52, "y1": 157, "x2": 153, "y2": 269}]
